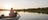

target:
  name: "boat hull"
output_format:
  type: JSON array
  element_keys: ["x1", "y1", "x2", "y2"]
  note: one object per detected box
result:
[{"x1": 0, "y1": 15, "x2": 20, "y2": 20}]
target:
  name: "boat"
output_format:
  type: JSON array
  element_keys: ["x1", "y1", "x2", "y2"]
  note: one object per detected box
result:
[
  {"x1": 0, "y1": 14, "x2": 20, "y2": 20},
  {"x1": 0, "y1": 8, "x2": 20, "y2": 20}
]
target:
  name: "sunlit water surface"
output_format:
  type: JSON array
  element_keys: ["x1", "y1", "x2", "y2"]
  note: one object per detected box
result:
[{"x1": 0, "y1": 11, "x2": 48, "y2": 20}]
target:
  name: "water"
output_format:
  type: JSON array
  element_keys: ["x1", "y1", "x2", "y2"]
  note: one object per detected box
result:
[{"x1": 0, "y1": 11, "x2": 48, "y2": 20}]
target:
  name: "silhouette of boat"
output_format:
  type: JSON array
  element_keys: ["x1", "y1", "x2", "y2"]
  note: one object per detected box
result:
[{"x1": 0, "y1": 14, "x2": 20, "y2": 20}]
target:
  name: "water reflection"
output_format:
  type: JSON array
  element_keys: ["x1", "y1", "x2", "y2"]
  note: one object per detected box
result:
[
  {"x1": 0, "y1": 11, "x2": 48, "y2": 20},
  {"x1": 18, "y1": 12, "x2": 48, "y2": 20},
  {"x1": 0, "y1": 11, "x2": 9, "y2": 16}
]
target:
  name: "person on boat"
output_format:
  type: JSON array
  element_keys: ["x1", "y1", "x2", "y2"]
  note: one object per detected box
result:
[
  {"x1": 9, "y1": 8, "x2": 15, "y2": 17},
  {"x1": 14, "y1": 11, "x2": 18, "y2": 17},
  {"x1": 1, "y1": 14, "x2": 4, "y2": 17},
  {"x1": 9, "y1": 8, "x2": 20, "y2": 17},
  {"x1": 1, "y1": 14, "x2": 4, "y2": 18}
]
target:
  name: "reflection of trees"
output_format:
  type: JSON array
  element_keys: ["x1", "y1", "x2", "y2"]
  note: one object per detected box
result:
[
  {"x1": 20, "y1": 7, "x2": 48, "y2": 14},
  {"x1": 0, "y1": 7, "x2": 48, "y2": 14}
]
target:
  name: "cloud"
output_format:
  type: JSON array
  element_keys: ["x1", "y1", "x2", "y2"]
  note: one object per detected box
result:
[{"x1": 0, "y1": 0, "x2": 48, "y2": 9}]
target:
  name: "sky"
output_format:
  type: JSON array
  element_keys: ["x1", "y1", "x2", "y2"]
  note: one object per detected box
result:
[{"x1": 0, "y1": 0, "x2": 48, "y2": 9}]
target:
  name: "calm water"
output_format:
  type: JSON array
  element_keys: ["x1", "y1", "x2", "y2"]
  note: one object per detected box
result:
[{"x1": 0, "y1": 11, "x2": 48, "y2": 20}]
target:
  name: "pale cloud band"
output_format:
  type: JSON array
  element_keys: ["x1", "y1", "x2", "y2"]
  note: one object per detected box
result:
[{"x1": 0, "y1": 0, "x2": 48, "y2": 9}]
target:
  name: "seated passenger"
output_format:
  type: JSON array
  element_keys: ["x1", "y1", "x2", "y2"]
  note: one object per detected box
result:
[
  {"x1": 1, "y1": 14, "x2": 4, "y2": 18},
  {"x1": 14, "y1": 12, "x2": 18, "y2": 17},
  {"x1": 1, "y1": 14, "x2": 4, "y2": 17},
  {"x1": 9, "y1": 8, "x2": 15, "y2": 17}
]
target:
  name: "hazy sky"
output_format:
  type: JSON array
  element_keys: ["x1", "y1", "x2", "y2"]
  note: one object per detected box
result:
[{"x1": 0, "y1": 0, "x2": 48, "y2": 9}]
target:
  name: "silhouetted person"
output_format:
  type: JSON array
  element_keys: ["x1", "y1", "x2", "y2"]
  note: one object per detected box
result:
[
  {"x1": 14, "y1": 11, "x2": 21, "y2": 20},
  {"x1": 0, "y1": 14, "x2": 4, "y2": 19},
  {"x1": 9, "y1": 8, "x2": 20, "y2": 20},
  {"x1": 1, "y1": 14, "x2": 4, "y2": 17},
  {"x1": 9, "y1": 8, "x2": 15, "y2": 17},
  {"x1": 14, "y1": 12, "x2": 18, "y2": 17},
  {"x1": 1, "y1": 14, "x2": 4, "y2": 18}
]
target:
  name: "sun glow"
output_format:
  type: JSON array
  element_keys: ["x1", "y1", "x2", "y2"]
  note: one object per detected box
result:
[
  {"x1": 3, "y1": 4, "x2": 12, "y2": 16},
  {"x1": 4, "y1": 4, "x2": 12, "y2": 9},
  {"x1": 4, "y1": 11, "x2": 10, "y2": 16}
]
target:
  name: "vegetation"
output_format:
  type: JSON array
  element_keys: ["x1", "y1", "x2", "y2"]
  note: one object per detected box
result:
[
  {"x1": 15, "y1": 7, "x2": 48, "y2": 14},
  {"x1": 0, "y1": 7, "x2": 48, "y2": 14}
]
